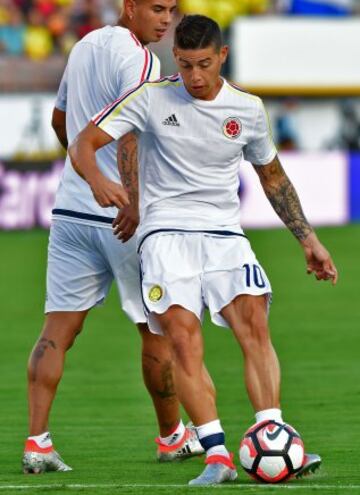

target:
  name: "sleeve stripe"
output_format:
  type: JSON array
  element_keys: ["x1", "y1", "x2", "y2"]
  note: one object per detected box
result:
[
  {"x1": 130, "y1": 32, "x2": 141, "y2": 47},
  {"x1": 145, "y1": 51, "x2": 154, "y2": 80},
  {"x1": 92, "y1": 76, "x2": 180, "y2": 127},
  {"x1": 92, "y1": 82, "x2": 146, "y2": 126},
  {"x1": 140, "y1": 48, "x2": 150, "y2": 82},
  {"x1": 130, "y1": 31, "x2": 152, "y2": 83}
]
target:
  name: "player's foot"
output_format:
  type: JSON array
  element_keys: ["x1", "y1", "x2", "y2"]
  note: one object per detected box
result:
[
  {"x1": 156, "y1": 422, "x2": 204, "y2": 462},
  {"x1": 23, "y1": 440, "x2": 72, "y2": 474},
  {"x1": 296, "y1": 453, "x2": 321, "y2": 478},
  {"x1": 188, "y1": 454, "x2": 238, "y2": 486}
]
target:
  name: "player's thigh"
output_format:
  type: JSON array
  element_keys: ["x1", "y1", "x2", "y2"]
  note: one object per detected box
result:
[
  {"x1": 221, "y1": 293, "x2": 269, "y2": 335},
  {"x1": 46, "y1": 221, "x2": 112, "y2": 313},
  {"x1": 154, "y1": 305, "x2": 204, "y2": 366},
  {"x1": 139, "y1": 233, "x2": 203, "y2": 335},
  {"x1": 203, "y1": 235, "x2": 271, "y2": 329},
  {"x1": 98, "y1": 230, "x2": 146, "y2": 324}
]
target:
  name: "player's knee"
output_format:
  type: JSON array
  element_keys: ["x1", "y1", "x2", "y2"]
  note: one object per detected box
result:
[
  {"x1": 40, "y1": 317, "x2": 84, "y2": 351},
  {"x1": 168, "y1": 327, "x2": 202, "y2": 372}
]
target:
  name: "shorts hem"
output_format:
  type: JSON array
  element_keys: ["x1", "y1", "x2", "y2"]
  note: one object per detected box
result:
[
  {"x1": 147, "y1": 303, "x2": 202, "y2": 335},
  {"x1": 210, "y1": 290, "x2": 272, "y2": 329},
  {"x1": 44, "y1": 297, "x2": 106, "y2": 314}
]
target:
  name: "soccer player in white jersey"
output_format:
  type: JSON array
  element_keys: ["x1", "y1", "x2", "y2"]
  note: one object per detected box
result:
[
  {"x1": 69, "y1": 15, "x2": 338, "y2": 485},
  {"x1": 22, "y1": 0, "x2": 205, "y2": 475}
]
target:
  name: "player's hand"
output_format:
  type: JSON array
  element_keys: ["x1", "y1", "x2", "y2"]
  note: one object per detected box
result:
[
  {"x1": 112, "y1": 205, "x2": 139, "y2": 242},
  {"x1": 90, "y1": 174, "x2": 129, "y2": 209},
  {"x1": 301, "y1": 233, "x2": 338, "y2": 285}
]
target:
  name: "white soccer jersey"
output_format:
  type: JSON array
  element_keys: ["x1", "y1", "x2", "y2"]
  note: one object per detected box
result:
[
  {"x1": 53, "y1": 25, "x2": 160, "y2": 226},
  {"x1": 93, "y1": 75, "x2": 277, "y2": 239}
]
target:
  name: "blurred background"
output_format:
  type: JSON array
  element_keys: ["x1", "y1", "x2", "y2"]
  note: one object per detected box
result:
[{"x1": 0, "y1": 0, "x2": 359, "y2": 230}]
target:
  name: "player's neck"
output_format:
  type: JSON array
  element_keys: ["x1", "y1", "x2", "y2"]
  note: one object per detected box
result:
[
  {"x1": 117, "y1": 17, "x2": 148, "y2": 45},
  {"x1": 197, "y1": 77, "x2": 224, "y2": 101}
]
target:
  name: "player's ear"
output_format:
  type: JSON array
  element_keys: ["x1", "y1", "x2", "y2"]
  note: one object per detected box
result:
[
  {"x1": 220, "y1": 45, "x2": 229, "y2": 64},
  {"x1": 124, "y1": 0, "x2": 136, "y2": 20},
  {"x1": 173, "y1": 46, "x2": 179, "y2": 61}
]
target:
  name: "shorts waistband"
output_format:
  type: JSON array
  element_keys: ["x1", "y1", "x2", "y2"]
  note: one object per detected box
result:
[{"x1": 137, "y1": 228, "x2": 247, "y2": 253}]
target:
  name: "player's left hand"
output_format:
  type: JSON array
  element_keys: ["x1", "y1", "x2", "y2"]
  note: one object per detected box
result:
[
  {"x1": 301, "y1": 233, "x2": 338, "y2": 285},
  {"x1": 112, "y1": 205, "x2": 139, "y2": 242}
]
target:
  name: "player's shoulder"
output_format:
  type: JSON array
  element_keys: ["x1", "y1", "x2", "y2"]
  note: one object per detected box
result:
[
  {"x1": 145, "y1": 73, "x2": 181, "y2": 89},
  {"x1": 224, "y1": 80, "x2": 263, "y2": 108},
  {"x1": 78, "y1": 25, "x2": 146, "y2": 57}
]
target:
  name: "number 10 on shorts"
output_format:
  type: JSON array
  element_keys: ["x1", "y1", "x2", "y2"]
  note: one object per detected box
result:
[{"x1": 243, "y1": 264, "x2": 266, "y2": 288}]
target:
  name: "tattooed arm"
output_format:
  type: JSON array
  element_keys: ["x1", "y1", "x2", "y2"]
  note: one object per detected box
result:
[
  {"x1": 112, "y1": 132, "x2": 140, "y2": 242},
  {"x1": 118, "y1": 132, "x2": 139, "y2": 208},
  {"x1": 254, "y1": 155, "x2": 338, "y2": 285}
]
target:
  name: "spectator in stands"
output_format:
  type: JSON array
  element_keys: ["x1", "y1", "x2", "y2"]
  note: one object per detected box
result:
[
  {"x1": 0, "y1": 3, "x2": 24, "y2": 55},
  {"x1": 24, "y1": 7, "x2": 53, "y2": 59},
  {"x1": 179, "y1": 0, "x2": 269, "y2": 29}
]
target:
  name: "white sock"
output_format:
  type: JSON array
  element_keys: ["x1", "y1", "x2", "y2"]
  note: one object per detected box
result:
[
  {"x1": 196, "y1": 419, "x2": 224, "y2": 439},
  {"x1": 207, "y1": 445, "x2": 230, "y2": 458},
  {"x1": 255, "y1": 408, "x2": 284, "y2": 424},
  {"x1": 28, "y1": 431, "x2": 53, "y2": 449},
  {"x1": 196, "y1": 419, "x2": 230, "y2": 459},
  {"x1": 159, "y1": 420, "x2": 185, "y2": 446}
]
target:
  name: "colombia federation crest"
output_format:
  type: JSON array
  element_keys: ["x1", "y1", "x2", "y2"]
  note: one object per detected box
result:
[{"x1": 223, "y1": 117, "x2": 242, "y2": 139}]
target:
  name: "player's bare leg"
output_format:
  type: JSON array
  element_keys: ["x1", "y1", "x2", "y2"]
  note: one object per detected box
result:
[
  {"x1": 154, "y1": 306, "x2": 237, "y2": 484},
  {"x1": 28, "y1": 311, "x2": 88, "y2": 436},
  {"x1": 138, "y1": 323, "x2": 204, "y2": 461},
  {"x1": 24, "y1": 310, "x2": 88, "y2": 472},
  {"x1": 220, "y1": 294, "x2": 280, "y2": 412},
  {"x1": 221, "y1": 294, "x2": 321, "y2": 477},
  {"x1": 138, "y1": 323, "x2": 179, "y2": 435}
]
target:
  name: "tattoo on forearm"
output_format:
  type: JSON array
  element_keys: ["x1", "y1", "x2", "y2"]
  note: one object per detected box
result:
[
  {"x1": 118, "y1": 133, "x2": 138, "y2": 206},
  {"x1": 255, "y1": 156, "x2": 313, "y2": 241},
  {"x1": 30, "y1": 338, "x2": 57, "y2": 381}
]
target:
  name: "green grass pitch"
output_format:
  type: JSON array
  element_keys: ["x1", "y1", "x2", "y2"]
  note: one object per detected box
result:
[{"x1": 0, "y1": 225, "x2": 359, "y2": 495}]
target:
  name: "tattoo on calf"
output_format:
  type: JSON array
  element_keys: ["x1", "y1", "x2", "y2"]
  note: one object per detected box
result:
[
  {"x1": 31, "y1": 338, "x2": 57, "y2": 380},
  {"x1": 157, "y1": 361, "x2": 176, "y2": 400},
  {"x1": 143, "y1": 355, "x2": 176, "y2": 400}
]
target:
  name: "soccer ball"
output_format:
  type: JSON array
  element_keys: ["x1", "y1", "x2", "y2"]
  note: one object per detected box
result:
[{"x1": 239, "y1": 420, "x2": 305, "y2": 483}]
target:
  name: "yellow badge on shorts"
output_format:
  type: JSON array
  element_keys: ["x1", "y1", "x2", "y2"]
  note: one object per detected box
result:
[{"x1": 148, "y1": 285, "x2": 163, "y2": 302}]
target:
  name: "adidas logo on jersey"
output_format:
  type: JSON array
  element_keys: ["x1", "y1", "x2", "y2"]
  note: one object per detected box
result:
[{"x1": 162, "y1": 114, "x2": 180, "y2": 126}]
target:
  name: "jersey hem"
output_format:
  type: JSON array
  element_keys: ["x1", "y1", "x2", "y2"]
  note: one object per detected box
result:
[{"x1": 52, "y1": 209, "x2": 114, "y2": 228}]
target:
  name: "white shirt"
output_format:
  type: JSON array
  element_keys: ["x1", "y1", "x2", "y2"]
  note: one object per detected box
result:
[
  {"x1": 53, "y1": 25, "x2": 160, "y2": 226},
  {"x1": 94, "y1": 75, "x2": 277, "y2": 240}
]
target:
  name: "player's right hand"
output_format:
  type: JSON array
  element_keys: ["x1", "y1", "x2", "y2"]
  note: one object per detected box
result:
[
  {"x1": 90, "y1": 175, "x2": 129, "y2": 209},
  {"x1": 112, "y1": 205, "x2": 139, "y2": 242}
]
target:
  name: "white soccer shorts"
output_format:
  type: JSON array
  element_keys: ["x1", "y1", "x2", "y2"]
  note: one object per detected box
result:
[
  {"x1": 45, "y1": 219, "x2": 146, "y2": 323},
  {"x1": 139, "y1": 231, "x2": 272, "y2": 334}
]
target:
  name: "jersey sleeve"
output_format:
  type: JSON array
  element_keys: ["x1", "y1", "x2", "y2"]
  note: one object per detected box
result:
[
  {"x1": 92, "y1": 82, "x2": 150, "y2": 140},
  {"x1": 117, "y1": 48, "x2": 160, "y2": 95},
  {"x1": 243, "y1": 99, "x2": 277, "y2": 166},
  {"x1": 54, "y1": 64, "x2": 68, "y2": 111}
]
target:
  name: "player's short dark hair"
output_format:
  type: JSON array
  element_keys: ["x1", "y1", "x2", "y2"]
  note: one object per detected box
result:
[{"x1": 174, "y1": 15, "x2": 223, "y2": 52}]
